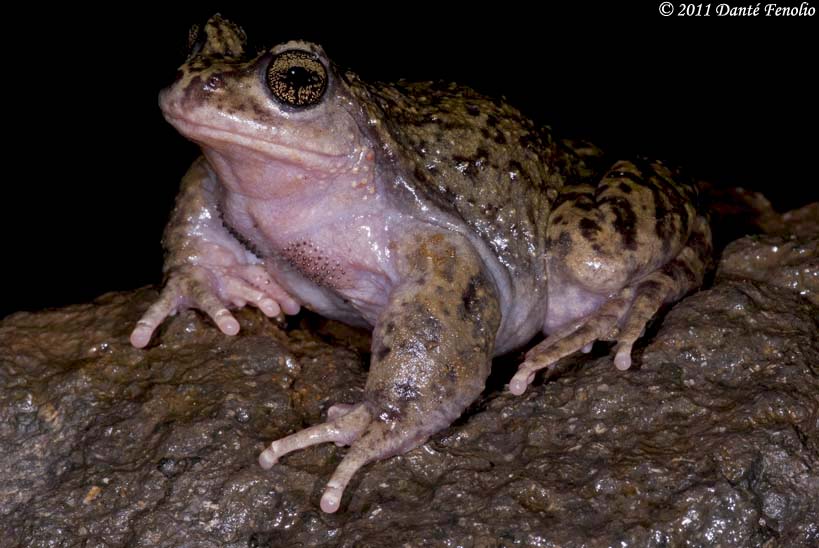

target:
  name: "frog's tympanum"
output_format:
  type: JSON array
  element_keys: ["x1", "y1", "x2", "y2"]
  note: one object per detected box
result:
[{"x1": 132, "y1": 16, "x2": 712, "y2": 513}]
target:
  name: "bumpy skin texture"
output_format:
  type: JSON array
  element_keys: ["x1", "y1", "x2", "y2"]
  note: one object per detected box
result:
[{"x1": 133, "y1": 15, "x2": 712, "y2": 512}]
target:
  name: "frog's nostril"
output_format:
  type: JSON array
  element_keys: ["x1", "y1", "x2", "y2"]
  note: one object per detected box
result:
[
  {"x1": 174, "y1": 70, "x2": 185, "y2": 83},
  {"x1": 204, "y1": 74, "x2": 225, "y2": 92}
]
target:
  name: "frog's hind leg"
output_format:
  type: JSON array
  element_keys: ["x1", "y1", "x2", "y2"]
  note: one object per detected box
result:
[
  {"x1": 510, "y1": 159, "x2": 711, "y2": 395},
  {"x1": 261, "y1": 232, "x2": 502, "y2": 512}
]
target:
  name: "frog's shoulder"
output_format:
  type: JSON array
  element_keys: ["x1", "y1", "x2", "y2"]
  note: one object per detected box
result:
[
  {"x1": 353, "y1": 79, "x2": 586, "y2": 269},
  {"x1": 366, "y1": 80, "x2": 556, "y2": 184}
]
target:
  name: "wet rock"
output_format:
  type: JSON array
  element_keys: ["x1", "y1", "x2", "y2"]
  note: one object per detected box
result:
[
  {"x1": 717, "y1": 203, "x2": 819, "y2": 305},
  {"x1": 1, "y1": 203, "x2": 817, "y2": 547}
]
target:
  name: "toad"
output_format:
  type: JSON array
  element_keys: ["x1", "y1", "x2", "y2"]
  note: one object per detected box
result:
[{"x1": 131, "y1": 15, "x2": 711, "y2": 513}]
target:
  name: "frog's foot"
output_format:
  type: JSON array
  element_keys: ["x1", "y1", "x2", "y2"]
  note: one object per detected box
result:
[
  {"x1": 608, "y1": 274, "x2": 677, "y2": 370},
  {"x1": 259, "y1": 403, "x2": 432, "y2": 513},
  {"x1": 509, "y1": 289, "x2": 632, "y2": 395},
  {"x1": 130, "y1": 264, "x2": 300, "y2": 348},
  {"x1": 510, "y1": 272, "x2": 681, "y2": 395}
]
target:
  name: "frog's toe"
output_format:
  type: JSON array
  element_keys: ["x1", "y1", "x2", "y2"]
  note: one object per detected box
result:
[
  {"x1": 258, "y1": 403, "x2": 371, "y2": 469},
  {"x1": 236, "y1": 265, "x2": 301, "y2": 315},
  {"x1": 319, "y1": 417, "x2": 431, "y2": 513},
  {"x1": 318, "y1": 433, "x2": 378, "y2": 513},
  {"x1": 131, "y1": 280, "x2": 187, "y2": 348}
]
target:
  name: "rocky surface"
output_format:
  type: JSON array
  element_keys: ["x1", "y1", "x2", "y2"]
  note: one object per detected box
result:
[{"x1": 1, "y1": 200, "x2": 817, "y2": 547}]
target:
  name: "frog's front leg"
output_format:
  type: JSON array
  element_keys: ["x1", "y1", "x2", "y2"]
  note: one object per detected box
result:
[
  {"x1": 130, "y1": 158, "x2": 300, "y2": 348},
  {"x1": 510, "y1": 158, "x2": 712, "y2": 394},
  {"x1": 259, "y1": 233, "x2": 500, "y2": 513}
]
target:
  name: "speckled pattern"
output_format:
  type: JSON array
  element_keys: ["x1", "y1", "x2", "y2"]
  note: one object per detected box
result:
[
  {"x1": 129, "y1": 14, "x2": 713, "y2": 512},
  {"x1": 356, "y1": 77, "x2": 562, "y2": 274}
]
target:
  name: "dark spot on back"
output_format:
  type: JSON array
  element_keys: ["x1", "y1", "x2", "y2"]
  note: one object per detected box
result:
[
  {"x1": 606, "y1": 169, "x2": 642, "y2": 185},
  {"x1": 601, "y1": 195, "x2": 638, "y2": 250},
  {"x1": 555, "y1": 190, "x2": 595, "y2": 208},
  {"x1": 461, "y1": 276, "x2": 479, "y2": 315},
  {"x1": 646, "y1": 182, "x2": 676, "y2": 254},
  {"x1": 579, "y1": 217, "x2": 601, "y2": 239},
  {"x1": 452, "y1": 154, "x2": 480, "y2": 178},
  {"x1": 573, "y1": 199, "x2": 594, "y2": 212}
]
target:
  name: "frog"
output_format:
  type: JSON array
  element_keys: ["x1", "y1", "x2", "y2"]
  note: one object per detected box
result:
[{"x1": 130, "y1": 15, "x2": 712, "y2": 513}]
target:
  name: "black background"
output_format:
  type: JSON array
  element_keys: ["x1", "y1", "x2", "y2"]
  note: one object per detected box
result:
[{"x1": 3, "y1": 3, "x2": 816, "y2": 318}]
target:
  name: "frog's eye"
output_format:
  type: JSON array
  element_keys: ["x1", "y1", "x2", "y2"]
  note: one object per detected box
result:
[{"x1": 266, "y1": 50, "x2": 328, "y2": 108}]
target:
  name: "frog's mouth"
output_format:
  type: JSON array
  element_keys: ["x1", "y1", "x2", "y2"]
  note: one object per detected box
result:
[
  {"x1": 164, "y1": 113, "x2": 373, "y2": 200},
  {"x1": 163, "y1": 113, "x2": 353, "y2": 174}
]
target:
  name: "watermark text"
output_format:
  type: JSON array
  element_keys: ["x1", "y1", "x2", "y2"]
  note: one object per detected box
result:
[{"x1": 658, "y1": 2, "x2": 815, "y2": 16}]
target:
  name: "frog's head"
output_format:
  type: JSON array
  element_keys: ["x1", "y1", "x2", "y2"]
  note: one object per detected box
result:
[{"x1": 160, "y1": 15, "x2": 374, "y2": 199}]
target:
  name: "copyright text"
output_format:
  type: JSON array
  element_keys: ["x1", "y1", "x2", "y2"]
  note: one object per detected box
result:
[{"x1": 658, "y1": 2, "x2": 816, "y2": 16}]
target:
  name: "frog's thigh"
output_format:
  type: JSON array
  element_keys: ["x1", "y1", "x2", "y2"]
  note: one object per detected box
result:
[
  {"x1": 510, "y1": 160, "x2": 711, "y2": 394},
  {"x1": 546, "y1": 158, "x2": 699, "y2": 294}
]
